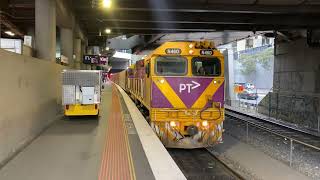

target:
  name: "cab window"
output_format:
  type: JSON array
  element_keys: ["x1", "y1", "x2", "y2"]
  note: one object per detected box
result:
[
  {"x1": 155, "y1": 56, "x2": 187, "y2": 76},
  {"x1": 192, "y1": 57, "x2": 221, "y2": 76}
]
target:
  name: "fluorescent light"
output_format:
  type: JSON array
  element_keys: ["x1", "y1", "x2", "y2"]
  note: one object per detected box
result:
[
  {"x1": 112, "y1": 51, "x2": 132, "y2": 60},
  {"x1": 105, "y1": 28, "x2": 111, "y2": 34},
  {"x1": 5, "y1": 31, "x2": 15, "y2": 36},
  {"x1": 102, "y1": 0, "x2": 112, "y2": 8}
]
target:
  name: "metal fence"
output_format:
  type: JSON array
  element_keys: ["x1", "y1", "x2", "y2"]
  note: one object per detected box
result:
[{"x1": 225, "y1": 115, "x2": 320, "y2": 178}]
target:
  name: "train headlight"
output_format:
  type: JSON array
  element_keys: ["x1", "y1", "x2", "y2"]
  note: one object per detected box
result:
[
  {"x1": 189, "y1": 50, "x2": 194, "y2": 55},
  {"x1": 170, "y1": 121, "x2": 177, "y2": 127},
  {"x1": 160, "y1": 79, "x2": 165, "y2": 84},
  {"x1": 202, "y1": 120, "x2": 208, "y2": 127},
  {"x1": 189, "y1": 43, "x2": 194, "y2": 48}
]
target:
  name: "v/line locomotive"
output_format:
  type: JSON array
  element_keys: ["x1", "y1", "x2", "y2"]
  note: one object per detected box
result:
[{"x1": 112, "y1": 41, "x2": 225, "y2": 148}]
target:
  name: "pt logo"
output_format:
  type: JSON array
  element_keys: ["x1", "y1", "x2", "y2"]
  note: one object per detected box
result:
[{"x1": 179, "y1": 81, "x2": 201, "y2": 93}]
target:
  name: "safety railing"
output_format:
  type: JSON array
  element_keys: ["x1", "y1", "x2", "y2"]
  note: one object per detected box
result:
[{"x1": 225, "y1": 112, "x2": 320, "y2": 179}]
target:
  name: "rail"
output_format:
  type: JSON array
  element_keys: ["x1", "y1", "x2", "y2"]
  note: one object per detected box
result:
[
  {"x1": 168, "y1": 148, "x2": 245, "y2": 180},
  {"x1": 205, "y1": 149, "x2": 245, "y2": 180}
]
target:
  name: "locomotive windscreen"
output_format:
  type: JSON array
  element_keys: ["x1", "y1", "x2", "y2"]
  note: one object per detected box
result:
[
  {"x1": 155, "y1": 56, "x2": 187, "y2": 76},
  {"x1": 192, "y1": 57, "x2": 221, "y2": 76}
]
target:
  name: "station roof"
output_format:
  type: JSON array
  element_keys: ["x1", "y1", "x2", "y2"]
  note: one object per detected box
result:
[
  {"x1": 2, "y1": 0, "x2": 320, "y2": 45},
  {"x1": 75, "y1": 0, "x2": 320, "y2": 36}
]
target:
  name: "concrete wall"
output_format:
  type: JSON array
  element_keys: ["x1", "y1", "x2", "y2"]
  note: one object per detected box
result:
[
  {"x1": 0, "y1": 49, "x2": 66, "y2": 166},
  {"x1": 258, "y1": 38, "x2": 320, "y2": 131}
]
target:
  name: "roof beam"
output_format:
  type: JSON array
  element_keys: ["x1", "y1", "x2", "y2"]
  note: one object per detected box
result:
[
  {"x1": 75, "y1": 3, "x2": 320, "y2": 14},
  {"x1": 76, "y1": 10, "x2": 320, "y2": 27},
  {"x1": 80, "y1": 15, "x2": 320, "y2": 27},
  {"x1": 85, "y1": 25, "x2": 294, "y2": 35}
]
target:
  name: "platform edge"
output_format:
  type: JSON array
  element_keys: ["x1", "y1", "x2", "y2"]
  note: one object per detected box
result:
[{"x1": 115, "y1": 84, "x2": 187, "y2": 180}]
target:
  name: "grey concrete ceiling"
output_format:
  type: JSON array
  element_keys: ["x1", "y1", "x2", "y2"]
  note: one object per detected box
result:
[{"x1": 3, "y1": 0, "x2": 320, "y2": 45}]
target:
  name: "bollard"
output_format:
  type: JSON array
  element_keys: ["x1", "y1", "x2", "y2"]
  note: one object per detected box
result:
[
  {"x1": 289, "y1": 139, "x2": 293, "y2": 167},
  {"x1": 318, "y1": 116, "x2": 320, "y2": 133},
  {"x1": 246, "y1": 122, "x2": 249, "y2": 143}
]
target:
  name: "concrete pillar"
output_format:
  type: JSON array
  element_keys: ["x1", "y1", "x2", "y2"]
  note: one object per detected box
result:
[
  {"x1": 73, "y1": 38, "x2": 81, "y2": 69},
  {"x1": 224, "y1": 48, "x2": 236, "y2": 106},
  {"x1": 35, "y1": 0, "x2": 56, "y2": 61},
  {"x1": 81, "y1": 42, "x2": 87, "y2": 70},
  {"x1": 60, "y1": 28, "x2": 74, "y2": 66}
]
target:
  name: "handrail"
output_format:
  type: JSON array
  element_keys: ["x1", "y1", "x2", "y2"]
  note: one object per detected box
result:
[{"x1": 226, "y1": 110, "x2": 320, "y2": 151}]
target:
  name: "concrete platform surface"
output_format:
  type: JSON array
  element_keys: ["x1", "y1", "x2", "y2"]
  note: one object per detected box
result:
[
  {"x1": 209, "y1": 134, "x2": 312, "y2": 180},
  {"x1": 0, "y1": 83, "x2": 185, "y2": 180},
  {"x1": 0, "y1": 85, "x2": 113, "y2": 180},
  {"x1": 116, "y1": 84, "x2": 186, "y2": 180}
]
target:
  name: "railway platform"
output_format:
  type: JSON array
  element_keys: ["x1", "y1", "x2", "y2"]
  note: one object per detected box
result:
[{"x1": 0, "y1": 83, "x2": 186, "y2": 180}]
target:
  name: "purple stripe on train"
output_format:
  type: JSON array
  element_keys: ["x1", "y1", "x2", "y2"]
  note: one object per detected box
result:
[
  {"x1": 151, "y1": 77, "x2": 224, "y2": 108},
  {"x1": 151, "y1": 83, "x2": 173, "y2": 108},
  {"x1": 165, "y1": 77, "x2": 213, "y2": 108}
]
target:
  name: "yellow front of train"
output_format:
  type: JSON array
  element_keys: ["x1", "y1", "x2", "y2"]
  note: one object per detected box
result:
[{"x1": 148, "y1": 41, "x2": 225, "y2": 148}]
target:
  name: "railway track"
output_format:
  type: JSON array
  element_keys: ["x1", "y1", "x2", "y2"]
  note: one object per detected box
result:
[
  {"x1": 168, "y1": 148, "x2": 244, "y2": 180},
  {"x1": 225, "y1": 108, "x2": 320, "y2": 151}
]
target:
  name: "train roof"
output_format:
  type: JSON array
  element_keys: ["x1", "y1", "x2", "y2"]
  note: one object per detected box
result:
[{"x1": 149, "y1": 41, "x2": 224, "y2": 57}]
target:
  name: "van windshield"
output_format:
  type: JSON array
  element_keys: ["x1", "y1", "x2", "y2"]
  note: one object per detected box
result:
[{"x1": 155, "y1": 56, "x2": 187, "y2": 76}]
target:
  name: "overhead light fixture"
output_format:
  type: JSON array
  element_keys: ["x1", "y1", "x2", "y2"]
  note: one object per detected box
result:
[
  {"x1": 102, "y1": 0, "x2": 112, "y2": 8},
  {"x1": 5, "y1": 31, "x2": 15, "y2": 36},
  {"x1": 105, "y1": 28, "x2": 111, "y2": 34},
  {"x1": 105, "y1": 47, "x2": 110, "y2": 51}
]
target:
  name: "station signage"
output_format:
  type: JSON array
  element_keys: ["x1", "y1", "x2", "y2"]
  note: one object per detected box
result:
[
  {"x1": 83, "y1": 55, "x2": 108, "y2": 65},
  {"x1": 99, "y1": 56, "x2": 108, "y2": 65},
  {"x1": 165, "y1": 48, "x2": 181, "y2": 55},
  {"x1": 200, "y1": 50, "x2": 214, "y2": 56}
]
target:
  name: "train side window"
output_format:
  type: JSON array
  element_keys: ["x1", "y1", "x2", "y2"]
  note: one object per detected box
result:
[{"x1": 146, "y1": 63, "x2": 150, "y2": 77}]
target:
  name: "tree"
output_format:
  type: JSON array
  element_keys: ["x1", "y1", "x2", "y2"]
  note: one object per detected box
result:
[{"x1": 238, "y1": 47, "x2": 274, "y2": 75}]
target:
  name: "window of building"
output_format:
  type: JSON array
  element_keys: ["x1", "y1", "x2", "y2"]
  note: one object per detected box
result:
[{"x1": 245, "y1": 38, "x2": 254, "y2": 49}]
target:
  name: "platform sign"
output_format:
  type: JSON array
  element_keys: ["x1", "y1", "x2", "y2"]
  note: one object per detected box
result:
[
  {"x1": 99, "y1": 56, "x2": 108, "y2": 65},
  {"x1": 83, "y1": 55, "x2": 100, "y2": 64}
]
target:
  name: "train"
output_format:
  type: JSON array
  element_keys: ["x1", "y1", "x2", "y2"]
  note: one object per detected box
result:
[{"x1": 112, "y1": 41, "x2": 225, "y2": 148}]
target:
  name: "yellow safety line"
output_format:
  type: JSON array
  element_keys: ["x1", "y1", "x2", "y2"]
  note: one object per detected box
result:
[
  {"x1": 192, "y1": 80, "x2": 223, "y2": 108},
  {"x1": 153, "y1": 78, "x2": 186, "y2": 108},
  {"x1": 124, "y1": 123, "x2": 136, "y2": 180},
  {"x1": 116, "y1": 86, "x2": 137, "y2": 180}
]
